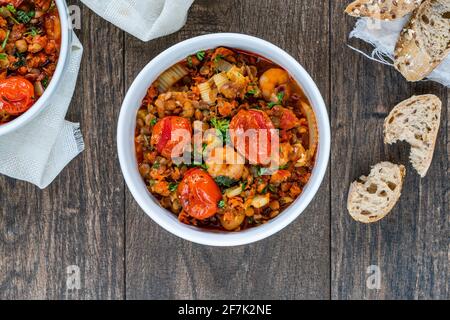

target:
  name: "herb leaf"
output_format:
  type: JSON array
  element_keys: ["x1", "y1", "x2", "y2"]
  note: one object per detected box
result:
[
  {"x1": 210, "y1": 117, "x2": 230, "y2": 143},
  {"x1": 214, "y1": 176, "x2": 237, "y2": 188},
  {"x1": 218, "y1": 200, "x2": 225, "y2": 209},
  {"x1": 24, "y1": 26, "x2": 41, "y2": 37},
  {"x1": 267, "y1": 91, "x2": 285, "y2": 108},
  {"x1": 168, "y1": 182, "x2": 178, "y2": 192},
  {"x1": 16, "y1": 10, "x2": 34, "y2": 24},
  {"x1": 6, "y1": 4, "x2": 16, "y2": 14},
  {"x1": 2, "y1": 30, "x2": 10, "y2": 50},
  {"x1": 41, "y1": 76, "x2": 49, "y2": 89},
  {"x1": 196, "y1": 50, "x2": 205, "y2": 61},
  {"x1": 213, "y1": 54, "x2": 224, "y2": 63}
]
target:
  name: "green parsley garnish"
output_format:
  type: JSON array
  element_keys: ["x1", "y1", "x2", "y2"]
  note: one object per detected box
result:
[
  {"x1": 152, "y1": 162, "x2": 160, "y2": 169},
  {"x1": 24, "y1": 26, "x2": 41, "y2": 37},
  {"x1": 210, "y1": 117, "x2": 230, "y2": 143},
  {"x1": 168, "y1": 183, "x2": 178, "y2": 192},
  {"x1": 192, "y1": 162, "x2": 208, "y2": 170},
  {"x1": 0, "y1": 53, "x2": 7, "y2": 60},
  {"x1": 6, "y1": 4, "x2": 16, "y2": 14},
  {"x1": 245, "y1": 89, "x2": 258, "y2": 98},
  {"x1": 16, "y1": 10, "x2": 34, "y2": 24},
  {"x1": 213, "y1": 54, "x2": 224, "y2": 63},
  {"x1": 2, "y1": 30, "x2": 10, "y2": 50},
  {"x1": 218, "y1": 200, "x2": 225, "y2": 209},
  {"x1": 214, "y1": 176, "x2": 237, "y2": 188},
  {"x1": 267, "y1": 91, "x2": 285, "y2": 108},
  {"x1": 196, "y1": 50, "x2": 205, "y2": 61},
  {"x1": 13, "y1": 51, "x2": 25, "y2": 68},
  {"x1": 257, "y1": 167, "x2": 271, "y2": 176},
  {"x1": 42, "y1": 76, "x2": 49, "y2": 89},
  {"x1": 150, "y1": 118, "x2": 158, "y2": 126}
]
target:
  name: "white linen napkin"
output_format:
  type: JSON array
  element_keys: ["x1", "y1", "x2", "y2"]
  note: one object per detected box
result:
[
  {"x1": 0, "y1": 34, "x2": 84, "y2": 189},
  {"x1": 349, "y1": 17, "x2": 450, "y2": 87},
  {"x1": 80, "y1": 0, "x2": 195, "y2": 41}
]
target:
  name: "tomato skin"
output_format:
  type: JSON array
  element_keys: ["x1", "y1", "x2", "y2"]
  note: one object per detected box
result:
[
  {"x1": 273, "y1": 106, "x2": 300, "y2": 130},
  {"x1": 151, "y1": 116, "x2": 192, "y2": 159},
  {"x1": 177, "y1": 168, "x2": 222, "y2": 220},
  {"x1": 0, "y1": 0, "x2": 24, "y2": 7},
  {"x1": 0, "y1": 77, "x2": 35, "y2": 116},
  {"x1": 229, "y1": 109, "x2": 275, "y2": 165}
]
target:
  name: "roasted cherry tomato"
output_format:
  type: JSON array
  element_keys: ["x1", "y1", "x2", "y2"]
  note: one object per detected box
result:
[
  {"x1": 0, "y1": 77, "x2": 35, "y2": 116},
  {"x1": 177, "y1": 168, "x2": 222, "y2": 220},
  {"x1": 151, "y1": 116, "x2": 192, "y2": 159},
  {"x1": 273, "y1": 106, "x2": 300, "y2": 130},
  {"x1": 0, "y1": 0, "x2": 24, "y2": 7},
  {"x1": 229, "y1": 109, "x2": 276, "y2": 165}
]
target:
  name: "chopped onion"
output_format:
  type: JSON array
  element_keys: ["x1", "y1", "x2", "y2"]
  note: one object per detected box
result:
[
  {"x1": 212, "y1": 72, "x2": 229, "y2": 90},
  {"x1": 215, "y1": 59, "x2": 232, "y2": 72},
  {"x1": 300, "y1": 101, "x2": 319, "y2": 158},
  {"x1": 225, "y1": 185, "x2": 243, "y2": 198},
  {"x1": 155, "y1": 64, "x2": 188, "y2": 92},
  {"x1": 251, "y1": 194, "x2": 270, "y2": 209}
]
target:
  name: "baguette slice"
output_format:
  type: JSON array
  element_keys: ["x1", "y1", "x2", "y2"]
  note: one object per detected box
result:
[
  {"x1": 394, "y1": 0, "x2": 450, "y2": 81},
  {"x1": 345, "y1": 0, "x2": 423, "y2": 20},
  {"x1": 384, "y1": 95, "x2": 442, "y2": 177},
  {"x1": 347, "y1": 162, "x2": 406, "y2": 223}
]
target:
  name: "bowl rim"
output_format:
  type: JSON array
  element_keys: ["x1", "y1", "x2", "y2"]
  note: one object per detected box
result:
[
  {"x1": 118, "y1": 33, "x2": 330, "y2": 246},
  {"x1": 0, "y1": 0, "x2": 70, "y2": 136}
]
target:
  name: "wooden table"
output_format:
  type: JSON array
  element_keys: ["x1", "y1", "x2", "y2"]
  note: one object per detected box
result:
[{"x1": 0, "y1": 0, "x2": 448, "y2": 300}]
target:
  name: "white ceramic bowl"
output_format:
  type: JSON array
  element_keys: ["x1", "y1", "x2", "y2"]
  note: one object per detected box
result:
[
  {"x1": 0, "y1": 0, "x2": 70, "y2": 136},
  {"x1": 118, "y1": 33, "x2": 330, "y2": 246}
]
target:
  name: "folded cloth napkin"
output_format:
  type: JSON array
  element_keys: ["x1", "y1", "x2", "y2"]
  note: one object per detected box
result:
[
  {"x1": 349, "y1": 17, "x2": 450, "y2": 88},
  {"x1": 80, "y1": 0, "x2": 195, "y2": 41},
  {"x1": 0, "y1": 34, "x2": 84, "y2": 189}
]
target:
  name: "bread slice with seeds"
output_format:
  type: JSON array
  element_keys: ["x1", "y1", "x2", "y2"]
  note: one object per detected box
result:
[
  {"x1": 347, "y1": 162, "x2": 406, "y2": 223},
  {"x1": 384, "y1": 95, "x2": 442, "y2": 177},
  {"x1": 394, "y1": 0, "x2": 450, "y2": 81},
  {"x1": 345, "y1": 0, "x2": 423, "y2": 20}
]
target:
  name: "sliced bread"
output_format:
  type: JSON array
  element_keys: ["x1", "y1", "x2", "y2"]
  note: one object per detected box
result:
[
  {"x1": 394, "y1": 0, "x2": 450, "y2": 81},
  {"x1": 384, "y1": 94, "x2": 442, "y2": 177},
  {"x1": 347, "y1": 162, "x2": 406, "y2": 223},
  {"x1": 345, "y1": 0, "x2": 423, "y2": 20}
]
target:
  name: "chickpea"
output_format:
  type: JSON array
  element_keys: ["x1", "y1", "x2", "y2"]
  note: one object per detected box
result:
[
  {"x1": 15, "y1": 39, "x2": 28, "y2": 53},
  {"x1": 138, "y1": 163, "x2": 150, "y2": 178},
  {"x1": 28, "y1": 43, "x2": 44, "y2": 53},
  {"x1": 44, "y1": 41, "x2": 56, "y2": 54},
  {"x1": 269, "y1": 200, "x2": 280, "y2": 211},
  {"x1": 245, "y1": 207, "x2": 254, "y2": 217},
  {"x1": 194, "y1": 109, "x2": 203, "y2": 120},
  {"x1": 0, "y1": 55, "x2": 9, "y2": 69}
]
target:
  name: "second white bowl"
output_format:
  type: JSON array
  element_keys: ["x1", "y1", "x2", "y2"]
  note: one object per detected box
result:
[{"x1": 118, "y1": 33, "x2": 330, "y2": 246}]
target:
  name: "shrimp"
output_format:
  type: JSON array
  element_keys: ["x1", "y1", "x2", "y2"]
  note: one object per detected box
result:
[
  {"x1": 259, "y1": 68, "x2": 291, "y2": 102},
  {"x1": 206, "y1": 146, "x2": 245, "y2": 180}
]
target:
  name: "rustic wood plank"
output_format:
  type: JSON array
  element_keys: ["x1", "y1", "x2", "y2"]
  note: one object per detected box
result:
[
  {"x1": 124, "y1": 0, "x2": 331, "y2": 300},
  {"x1": 331, "y1": 0, "x2": 449, "y2": 299},
  {"x1": 0, "y1": 1, "x2": 125, "y2": 299}
]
